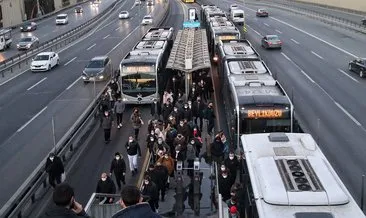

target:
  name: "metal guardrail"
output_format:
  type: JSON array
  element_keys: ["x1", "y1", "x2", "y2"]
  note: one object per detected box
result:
[{"x1": 0, "y1": 0, "x2": 118, "y2": 76}]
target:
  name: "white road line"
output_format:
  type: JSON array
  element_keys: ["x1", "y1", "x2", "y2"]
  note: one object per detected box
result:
[
  {"x1": 300, "y1": 70, "x2": 315, "y2": 83},
  {"x1": 338, "y1": 69, "x2": 359, "y2": 83},
  {"x1": 27, "y1": 77, "x2": 47, "y2": 91},
  {"x1": 130, "y1": 5, "x2": 135, "y2": 10},
  {"x1": 66, "y1": 77, "x2": 81, "y2": 90},
  {"x1": 291, "y1": 38, "x2": 300, "y2": 44},
  {"x1": 246, "y1": 24, "x2": 262, "y2": 37},
  {"x1": 334, "y1": 101, "x2": 362, "y2": 126},
  {"x1": 281, "y1": 52, "x2": 291, "y2": 61},
  {"x1": 115, "y1": 27, "x2": 121, "y2": 31},
  {"x1": 275, "y1": 29, "x2": 282, "y2": 34},
  {"x1": 311, "y1": 51, "x2": 324, "y2": 60},
  {"x1": 108, "y1": 26, "x2": 140, "y2": 55},
  {"x1": 281, "y1": 52, "x2": 316, "y2": 84},
  {"x1": 103, "y1": 34, "x2": 110, "y2": 39},
  {"x1": 264, "y1": 23, "x2": 270, "y2": 27},
  {"x1": 64, "y1": 57, "x2": 77, "y2": 66},
  {"x1": 17, "y1": 106, "x2": 48, "y2": 132},
  {"x1": 87, "y1": 43, "x2": 96, "y2": 51}
]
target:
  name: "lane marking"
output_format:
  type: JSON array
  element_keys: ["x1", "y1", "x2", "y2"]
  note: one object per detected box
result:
[
  {"x1": 334, "y1": 101, "x2": 362, "y2": 126},
  {"x1": 246, "y1": 24, "x2": 263, "y2": 37},
  {"x1": 87, "y1": 43, "x2": 96, "y2": 50},
  {"x1": 27, "y1": 77, "x2": 47, "y2": 91},
  {"x1": 275, "y1": 29, "x2": 282, "y2": 34},
  {"x1": 17, "y1": 106, "x2": 48, "y2": 132},
  {"x1": 281, "y1": 52, "x2": 316, "y2": 84},
  {"x1": 291, "y1": 38, "x2": 300, "y2": 44},
  {"x1": 338, "y1": 69, "x2": 359, "y2": 83},
  {"x1": 311, "y1": 51, "x2": 324, "y2": 59},
  {"x1": 130, "y1": 4, "x2": 135, "y2": 10},
  {"x1": 300, "y1": 69, "x2": 315, "y2": 83},
  {"x1": 115, "y1": 27, "x2": 121, "y2": 31},
  {"x1": 264, "y1": 23, "x2": 270, "y2": 27},
  {"x1": 64, "y1": 57, "x2": 77, "y2": 66},
  {"x1": 66, "y1": 77, "x2": 81, "y2": 90},
  {"x1": 281, "y1": 52, "x2": 292, "y2": 61},
  {"x1": 107, "y1": 26, "x2": 140, "y2": 55},
  {"x1": 103, "y1": 34, "x2": 110, "y2": 39}
]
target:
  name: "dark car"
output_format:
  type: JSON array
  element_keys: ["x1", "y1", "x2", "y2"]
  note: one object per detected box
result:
[
  {"x1": 349, "y1": 58, "x2": 366, "y2": 78},
  {"x1": 75, "y1": 6, "x2": 83, "y2": 13},
  {"x1": 82, "y1": 56, "x2": 112, "y2": 83},
  {"x1": 256, "y1": 8, "x2": 269, "y2": 17},
  {"x1": 16, "y1": 36, "x2": 39, "y2": 50},
  {"x1": 261, "y1": 35, "x2": 282, "y2": 49},
  {"x1": 20, "y1": 22, "x2": 37, "y2": 32}
]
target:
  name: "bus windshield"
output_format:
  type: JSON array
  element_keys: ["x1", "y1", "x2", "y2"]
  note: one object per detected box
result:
[{"x1": 121, "y1": 64, "x2": 156, "y2": 94}]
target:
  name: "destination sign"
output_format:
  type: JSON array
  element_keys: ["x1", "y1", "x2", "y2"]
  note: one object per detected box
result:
[
  {"x1": 218, "y1": 35, "x2": 237, "y2": 40},
  {"x1": 124, "y1": 66, "x2": 154, "y2": 73},
  {"x1": 244, "y1": 109, "x2": 287, "y2": 119},
  {"x1": 183, "y1": 21, "x2": 200, "y2": 28}
]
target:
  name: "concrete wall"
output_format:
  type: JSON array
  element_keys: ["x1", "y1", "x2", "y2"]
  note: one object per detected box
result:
[
  {"x1": 0, "y1": 0, "x2": 25, "y2": 27},
  {"x1": 294, "y1": 0, "x2": 366, "y2": 13}
]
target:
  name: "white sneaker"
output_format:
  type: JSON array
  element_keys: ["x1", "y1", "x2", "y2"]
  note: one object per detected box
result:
[
  {"x1": 117, "y1": 125, "x2": 121, "y2": 129},
  {"x1": 155, "y1": 209, "x2": 159, "y2": 213},
  {"x1": 119, "y1": 123, "x2": 123, "y2": 127}
]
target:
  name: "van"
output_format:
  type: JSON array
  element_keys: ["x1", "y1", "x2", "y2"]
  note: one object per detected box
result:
[
  {"x1": 231, "y1": 9, "x2": 244, "y2": 26},
  {"x1": 56, "y1": 14, "x2": 68, "y2": 25},
  {"x1": 0, "y1": 29, "x2": 12, "y2": 51}
]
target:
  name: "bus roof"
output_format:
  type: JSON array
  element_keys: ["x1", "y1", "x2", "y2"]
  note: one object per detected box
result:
[
  {"x1": 219, "y1": 39, "x2": 260, "y2": 60},
  {"x1": 134, "y1": 40, "x2": 167, "y2": 50},
  {"x1": 241, "y1": 133, "x2": 365, "y2": 218},
  {"x1": 0, "y1": 28, "x2": 11, "y2": 35},
  {"x1": 121, "y1": 50, "x2": 163, "y2": 65},
  {"x1": 142, "y1": 27, "x2": 174, "y2": 41},
  {"x1": 212, "y1": 26, "x2": 240, "y2": 35}
]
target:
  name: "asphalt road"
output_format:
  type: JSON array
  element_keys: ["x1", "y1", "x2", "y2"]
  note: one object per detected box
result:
[
  {"x1": 0, "y1": 0, "x2": 115, "y2": 62},
  {"x1": 250, "y1": 0, "x2": 366, "y2": 24},
  {"x1": 0, "y1": 0, "x2": 164, "y2": 208},
  {"x1": 207, "y1": 0, "x2": 366, "y2": 208}
]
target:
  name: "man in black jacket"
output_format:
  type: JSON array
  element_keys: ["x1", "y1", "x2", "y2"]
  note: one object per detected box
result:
[
  {"x1": 45, "y1": 153, "x2": 65, "y2": 188},
  {"x1": 96, "y1": 173, "x2": 116, "y2": 204},
  {"x1": 141, "y1": 175, "x2": 159, "y2": 212},
  {"x1": 43, "y1": 183, "x2": 90, "y2": 218},
  {"x1": 153, "y1": 161, "x2": 168, "y2": 201},
  {"x1": 125, "y1": 136, "x2": 142, "y2": 176},
  {"x1": 192, "y1": 97, "x2": 205, "y2": 131},
  {"x1": 110, "y1": 152, "x2": 126, "y2": 190}
]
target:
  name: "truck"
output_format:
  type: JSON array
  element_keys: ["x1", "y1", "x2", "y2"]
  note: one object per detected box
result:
[
  {"x1": 0, "y1": 29, "x2": 12, "y2": 51},
  {"x1": 230, "y1": 9, "x2": 245, "y2": 26}
]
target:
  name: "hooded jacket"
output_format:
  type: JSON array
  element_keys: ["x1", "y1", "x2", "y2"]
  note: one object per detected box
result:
[
  {"x1": 112, "y1": 202, "x2": 161, "y2": 218},
  {"x1": 42, "y1": 205, "x2": 90, "y2": 218}
]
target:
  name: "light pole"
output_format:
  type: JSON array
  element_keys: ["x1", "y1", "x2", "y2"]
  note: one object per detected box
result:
[
  {"x1": 172, "y1": 76, "x2": 176, "y2": 96},
  {"x1": 36, "y1": 0, "x2": 42, "y2": 17}
]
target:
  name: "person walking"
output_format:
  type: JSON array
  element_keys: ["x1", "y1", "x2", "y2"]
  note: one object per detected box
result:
[
  {"x1": 153, "y1": 162, "x2": 169, "y2": 201},
  {"x1": 45, "y1": 153, "x2": 65, "y2": 188},
  {"x1": 211, "y1": 135, "x2": 224, "y2": 163},
  {"x1": 141, "y1": 175, "x2": 159, "y2": 212},
  {"x1": 192, "y1": 97, "x2": 205, "y2": 131},
  {"x1": 110, "y1": 152, "x2": 126, "y2": 190},
  {"x1": 131, "y1": 108, "x2": 143, "y2": 139},
  {"x1": 114, "y1": 97, "x2": 125, "y2": 129},
  {"x1": 204, "y1": 102, "x2": 215, "y2": 135},
  {"x1": 96, "y1": 173, "x2": 116, "y2": 204},
  {"x1": 225, "y1": 151, "x2": 239, "y2": 185},
  {"x1": 186, "y1": 142, "x2": 197, "y2": 177},
  {"x1": 125, "y1": 136, "x2": 142, "y2": 176},
  {"x1": 101, "y1": 110, "x2": 113, "y2": 144},
  {"x1": 157, "y1": 154, "x2": 175, "y2": 188}
]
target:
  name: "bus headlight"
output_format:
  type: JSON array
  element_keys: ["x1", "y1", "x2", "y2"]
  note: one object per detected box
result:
[
  {"x1": 98, "y1": 75, "x2": 104, "y2": 79},
  {"x1": 82, "y1": 76, "x2": 87, "y2": 80},
  {"x1": 213, "y1": 56, "x2": 218, "y2": 62},
  {"x1": 122, "y1": 98, "x2": 127, "y2": 101}
]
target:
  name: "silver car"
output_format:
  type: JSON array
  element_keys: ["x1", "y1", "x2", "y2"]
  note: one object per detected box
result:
[
  {"x1": 261, "y1": 35, "x2": 282, "y2": 49},
  {"x1": 17, "y1": 36, "x2": 39, "y2": 50},
  {"x1": 82, "y1": 56, "x2": 112, "y2": 83}
]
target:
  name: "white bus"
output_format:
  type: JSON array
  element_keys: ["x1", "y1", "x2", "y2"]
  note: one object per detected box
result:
[
  {"x1": 0, "y1": 29, "x2": 12, "y2": 51},
  {"x1": 239, "y1": 133, "x2": 365, "y2": 218}
]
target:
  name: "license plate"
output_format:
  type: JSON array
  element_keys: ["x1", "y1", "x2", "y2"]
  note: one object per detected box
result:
[{"x1": 90, "y1": 77, "x2": 95, "y2": 81}]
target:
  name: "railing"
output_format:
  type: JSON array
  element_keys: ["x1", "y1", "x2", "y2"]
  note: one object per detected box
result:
[
  {"x1": 0, "y1": 0, "x2": 119, "y2": 77},
  {"x1": 85, "y1": 193, "x2": 121, "y2": 217}
]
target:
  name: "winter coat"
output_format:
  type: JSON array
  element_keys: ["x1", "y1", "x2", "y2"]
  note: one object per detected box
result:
[
  {"x1": 154, "y1": 141, "x2": 170, "y2": 156},
  {"x1": 211, "y1": 140, "x2": 224, "y2": 157},
  {"x1": 150, "y1": 101, "x2": 162, "y2": 116},
  {"x1": 157, "y1": 156, "x2": 175, "y2": 175},
  {"x1": 112, "y1": 202, "x2": 162, "y2": 218},
  {"x1": 125, "y1": 140, "x2": 141, "y2": 156},
  {"x1": 225, "y1": 157, "x2": 239, "y2": 176},
  {"x1": 114, "y1": 101, "x2": 125, "y2": 114},
  {"x1": 173, "y1": 135, "x2": 186, "y2": 151},
  {"x1": 45, "y1": 156, "x2": 64, "y2": 176},
  {"x1": 163, "y1": 93, "x2": 173, "y2": 105},
  {"x1": 141, "y1": 182, "x2": 159, "y2": 202},
  {"x1": 192, "y1": 100, "x2": 205, "y2": 117},
  {"x1": 182, "y1": 108, "x2": 193, "y2": 121},
  {"x1": 110, "y1": 158, "x2": 126, "y2": 175},
  {"x1": 131, "y1": 113, "x2": 143, "y2": 129},
  {"x1": 96, "y1": 177, "x2": 116, "y2": 194},
  {"x1": 177, "y1": 124, "x2": 190, "y2": 140},
  {"x1": 169, "y1": 111, "x2": 182, "y2": 123},
  {"x1": 162, "y1": 104, "x2": 173, "y2": 121},
  {"x1": 204, "y1": 107, "x2": 215, "y2": 121},
  {"x1": 186, "y1": 144, "x2": 197, "y2": 160},
  {"x1": 101, "y1": 115, "x2": 113, "y2": 129},
  {"x1": 153, "y1": 165, "x2": 169, "y2": 188},
  {"x1": 43, "y1": 205, "x2": 90, "y2": 218},
  {"x1": 218, "y1": 175, "x2": 233, "y2": 201}
]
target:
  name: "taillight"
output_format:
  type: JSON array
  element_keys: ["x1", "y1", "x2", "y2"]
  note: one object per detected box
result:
[
  {"x1": 279, "y1": 41, "x2": 282, "y2": 44},
  {"x1": 268, "y1": 42, "x2": 272, "y2": 45}
]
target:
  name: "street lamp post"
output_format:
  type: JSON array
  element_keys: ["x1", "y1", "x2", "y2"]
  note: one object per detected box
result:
[
  {"x1": 172, "y1": 76, "x2": 176, "y2": 96},
  {"x1": 36, "y1": 0, "x2": 42, "y2": 17}
]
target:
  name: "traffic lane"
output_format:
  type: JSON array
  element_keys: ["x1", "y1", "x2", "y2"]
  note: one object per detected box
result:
[
  {"x1": 0, "y1": 80, "x2": 106, "y2": 206},
  {"x1": 244, "y1": 29, "x2": 366, "y2": 201},
  {"x1": 64, "y1": 107, "x2": 151, "y2": 205},
  {"x1": 245, "y1": 12, "x2": 366, "y2": 127},
  {"x1": 1, "y1": 0, "x2": 117, "y2": 60},
  {"x1": 244, "y1": 4, "x2": 366, "y2": 59}
]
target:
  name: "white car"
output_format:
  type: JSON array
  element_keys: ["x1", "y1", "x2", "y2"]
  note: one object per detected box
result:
[
  {"x1": 229, "y1": 4, "x2": 238, "y2": 12},
  {"x1": 141, "y1": 15, "x2": 153, "y2": 25},
  {"x1": 119, "y1": 11, "x2": 129, "y2": 19},
  {"x1": 31, "y1": 52, "x2": 60, "y2": 72},
  {"x1": 135, "y1": 0, "x2": 141, "y2": 5},
  {"x1": 56, "y1": 14, "x2": 68, "y2": 25}
]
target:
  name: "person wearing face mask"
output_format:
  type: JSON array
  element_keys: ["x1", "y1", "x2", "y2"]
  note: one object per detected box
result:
[
  {"x1": 45, "y1": 153, "x2": 65, "y2": 188},
  {"x1": 189, "y1": 137, "x2": 202, "y2": 157},
  {"x1": 114, "y1": 97, "x2": 125, "y2": 129},
  {"x1": 188, "y1": 86, "x2": 198, "y2": 102},
  {"x1": 192, "y1": 97, "x2": 205, "y2": 131},
  {"x1": 162, "y1": 99, "x2": 173, "y2": 122},
  {"x1": 197, "y1": 79, "x2": 207, "y2": 101},
  {"x1": 182, "y1": 103, "x2": 193, "y2": 121},
  {"x1": 163, "y1": 90, "x2": 173, "y2": 105},
  {"x1": 43, "y1": 183, "x2": 90, "y2": 218},
  {"x1": 125, "y1": 136, "x2": 142, "y2": 176},
  {"x1": 177, "y1": 120, "x2": 190, "y2": 141},
  {"x1": 157, "y1": 155, "x2": 174, "y2": 188},
  {"x1": 210, "y1": 136, "x2": 224, "y2": 163},
  {"x1": 186, "y1": 142, "x2": 197, "y2": 177},
  {"x1": 96, "y1": 173, "x2": 116, "y2": 204},
  {"x1": 229, "y1": 205, "x2": 240, "y2": 218},
  {"x1": 130, "y1": 108, "x2": 143, "y2": 139},
  {"x1": 173, "y1": 133, "x2": 187, "y2": 154},
  {"x1": 146, "y1": 134, "x2": 157, "y2": 159},
  {"x1": 225, "y1": 151, "x2": 239, "y2": 186},
  {"x1": 141, "y1": 175, "x2": 159, "y2": 212},
  {"x1": 154, "y1": 137, "x2": 170, "y2": 156},
  {"x1": 101, "y1": 110, "x2": 113, "y2": 144},
  {"x1": 110, "y1": 152, "x2": 126, "y2": 190},
  {"x1": 150, "y1": 98, "x2": 162, "y2": 119},
  {"x1": 221, "y1": 133, "x2": 230, "y2": 159},
  {"x1": 218, "y1": 170, "x2": 232, "y2": 201},
  {"x1": 169, "y1": 106, "x2": 181, "y2": 123},
  {"x1": 106, "y1": 86, "x2": 116, "y2": 109},
  {"x1": 153, "y1": 161, "x2": 169, "y2": 201},
  {"x1": 109, "y1": 79, "x2": 119, "y2": 97},
  {"x1": 204, "y1": 102, "x2": 215, "y2": 135}
]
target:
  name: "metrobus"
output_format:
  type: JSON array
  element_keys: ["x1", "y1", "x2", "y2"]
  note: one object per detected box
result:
[
  {"x1": 239, "y1": 133, "x2": 366, "y2": 218},
  {"x1": 182, "y1": 0, "x2": 194, "y2": 3},
  {"x1": 209, "y1": 26, "x2": 240, "y2": 62},
  {"x1": 201, "y1": 6, "x2": 226, "y2": 27},
  {"x1": 142, "y1": 27, "x2": 174, "y2": 47}
]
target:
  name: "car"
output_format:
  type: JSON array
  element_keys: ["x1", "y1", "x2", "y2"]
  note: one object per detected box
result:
[
  {"x1": 82, "y1": 56, "x2": 112, "y2": 83},
  {"x1": 75, "y1": 6, "x2": 83, "y2": 13},
  {"x1": 261, "y1": 35, "x2": 282, "y2": 49},
  {"x1": 119, "y1": 11, "x2": 130, "y2": 19},
  {"x1": 56, "y1": 14, "x2": 68, "y2": 25},
  {"x1": 135, "y1": 0, "x2": 142, "y2": 5},
  {"x1": 362, "y1": 18, "x2": 366, "y2": 26},
  {"x1": 256, "y1": 8, "x2": 269, "y2": 17},
  {"x1": 349, "y1": 58, "x2": 366, "y2": 78},
  {"x1": 141, "y1": 15, "x2": 153, "y2": 25},
  {"x1": 229, "y1": 4, "x2": 238, "y2": 12},
  {"x1": 31, "y1": 52, "x2": 59, "y2": 72},
  {"x1": 17, "y1": 36, "x2": 39, "y2": 50},
  {"x1": 147, "y1": 0, "x2": 154, "y2": 6},
  {"x1": 20, "y1": 22, "x2": 37, "y2": 32}
]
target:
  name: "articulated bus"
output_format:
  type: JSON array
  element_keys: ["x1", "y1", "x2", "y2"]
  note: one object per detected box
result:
[
  {"x1": 182, "y1": 0, "x2": 195, "y2": 3},
  {"x1": 201, "y1": 6, "x2": 226, "y2": 27},
  {"x1": 240, "y1": 133, "x2": 366, "y2": 218},
  {"x1": 209, "y1": 26, "x2": 241, "y2": 62},
  {"x1": 141, "y1": 27, "x2": 174, "y2": 47}
]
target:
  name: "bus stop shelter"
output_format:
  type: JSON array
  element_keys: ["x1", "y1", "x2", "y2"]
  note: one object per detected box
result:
[{"x1": 166, "y1": 29, "x2": 211, "y2": 98}]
